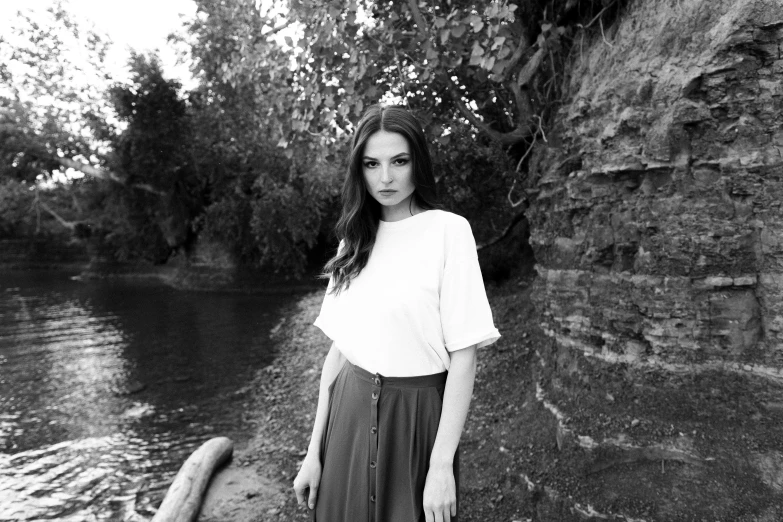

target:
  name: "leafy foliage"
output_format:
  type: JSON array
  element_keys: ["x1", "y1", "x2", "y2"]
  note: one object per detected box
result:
[
  {"x1": 0, "y1": 0, "x2": 629, "y2": 278},
  {"x1": 0, "y1": 4, "x2": 115, "y2": 245},
  {"x1": 184, "y1": 3, "x2": 344, "y2": 273},
  {"x1": 0, "y1": 179, "x2": 35, "y2": 237},
  {"x1": 104, "y1": 54, "x2": 200, "y2": 261},
  {"x1": 216, "y1": 0, "x2": 592, "y2": 157},
  {"x1": 200, "y1": 0, "x2": 626, "y2": 277},
  {"x1": 0, "y1": 3, "x2": 114, "y2": 181},
  {"x1": 208, "y1": 0, "x2": 627, "y2": 173}
]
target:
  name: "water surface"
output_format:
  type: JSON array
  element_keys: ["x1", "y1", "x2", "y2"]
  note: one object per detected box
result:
[{"x1": 0, "y1": 271, "x2": 291, "y2": 521}]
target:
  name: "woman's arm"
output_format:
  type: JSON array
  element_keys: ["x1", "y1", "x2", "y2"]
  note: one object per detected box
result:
[
  {"x1": 293, "y1": 342, "x2": 346, "y2": 510},
  {"x1": 305, "y1": 341, "x2": 346, "y2": 456},
  {"x1": 423, "y1": 345, "x2": 477, "y2": 522}
]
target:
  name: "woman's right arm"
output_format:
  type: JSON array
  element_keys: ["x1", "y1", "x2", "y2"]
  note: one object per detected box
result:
[{"x1": 292, "y1": 341, "x2": 345, "y2": 510}]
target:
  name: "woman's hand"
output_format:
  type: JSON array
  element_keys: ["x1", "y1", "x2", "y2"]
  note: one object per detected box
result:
[
  {"x1": 292, "y1": 452, "x2": 322, "y2": 510},
  {"x1": 423, "y1": 463, "x2": 457, "y2": 522}
]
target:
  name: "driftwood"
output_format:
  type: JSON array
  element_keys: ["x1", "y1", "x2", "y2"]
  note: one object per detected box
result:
[{"x1": 151, "y1": 437, "x2": 234, "y2": 522}]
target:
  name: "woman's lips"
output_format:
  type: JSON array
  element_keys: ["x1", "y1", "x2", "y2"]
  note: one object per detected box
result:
[{"x1": 379, "y1": 190, "x2": 397, "y2": 196}]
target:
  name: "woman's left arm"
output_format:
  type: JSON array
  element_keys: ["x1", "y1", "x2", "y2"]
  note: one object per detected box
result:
[{"x1": 423, "y1": 345, "x2": 477, "y2": 522}]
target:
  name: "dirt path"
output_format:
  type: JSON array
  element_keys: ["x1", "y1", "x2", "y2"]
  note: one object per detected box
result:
[{"x1": 198, "y1": 465, "x2": 284, "y2": 521}]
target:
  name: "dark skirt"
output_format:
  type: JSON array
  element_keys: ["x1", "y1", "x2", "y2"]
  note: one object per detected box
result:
[{"x1": 314, "y1": 361, "x2": 459, "y2": 522}]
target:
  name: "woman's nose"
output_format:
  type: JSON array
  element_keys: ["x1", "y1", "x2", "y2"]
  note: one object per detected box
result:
[{"x1": 380, "y1": 164, "x2": 392, "y2": 183}]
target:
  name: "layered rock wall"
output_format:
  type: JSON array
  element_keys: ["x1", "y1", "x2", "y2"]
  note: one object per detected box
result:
[
  {"x1": 523, "y1": 0, "x2": 783, "y2": 519},
  {"x1": 530, "y1": 0, "x2": 783, "y2": 375}
]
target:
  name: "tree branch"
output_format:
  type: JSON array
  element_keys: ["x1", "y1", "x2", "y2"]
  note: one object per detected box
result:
[
  {"x1": 496, "y1": 31, "x2": 537, "y2": 131},
  {"x1": 32, "y1": 188, "x2": 77, "y2": 230},
  {"x1": 476, "y1": 210, "x2": 527, "y2": 251},
  {"x1": 445, "y1": 76, "x2": 531, "y2": 148},
  {"x1": 509, "y1": 81, "x2": 534, "y2": 125},
  {"x1": 499, "y1": 37, "x2": 529, "y2": 83},
  {"x1": 583, "y1": 0, "x2": 619, "y2": 29},
  {"x1": 406, "y1": 0, "x2": 429, "y2": 38},
  {"x1": 56, "y1": 156, "x2": 124, "y2": 184},
  {"x1": 37, "y1": 199, "x2": 77, "y2": 230},
  {"x1": 131, "y1": 183, "x2": 168, "y2": 195},
  {"x1": 516, "y1": 47, "x2": 545, "y2": 88},
  {"x1": 55, "y1": 156, "x2": 167, "y2": 196},
  {"x1": 262, "y1": 19, "x2": 294, "y2": 38}
]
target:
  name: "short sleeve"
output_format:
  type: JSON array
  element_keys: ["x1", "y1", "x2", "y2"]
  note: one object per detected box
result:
[
  {"x1": 440, "y1": 218, "x2": 501, "y2": 352},
  {"x1": 313, "y1": 274, "x2": 339, "y2": 341}
]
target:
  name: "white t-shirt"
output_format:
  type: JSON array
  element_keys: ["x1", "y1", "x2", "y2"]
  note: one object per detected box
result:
[{"x1": 313, "y1": 209, "x2": 500, "y2": 376}]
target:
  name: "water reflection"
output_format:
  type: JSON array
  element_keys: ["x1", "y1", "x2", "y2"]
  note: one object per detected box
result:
[{"x1": 0, "y1": 271, "x2": 290, "y2": 520}]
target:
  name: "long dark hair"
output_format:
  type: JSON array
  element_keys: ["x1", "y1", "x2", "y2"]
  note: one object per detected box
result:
[{"x1": 323, "y1": 104, "x2": 440, "y2": 294}]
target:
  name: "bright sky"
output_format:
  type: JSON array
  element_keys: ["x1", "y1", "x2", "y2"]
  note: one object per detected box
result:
[{"x1": 0, "y1": 0, "x2": 198, "y2": 85}]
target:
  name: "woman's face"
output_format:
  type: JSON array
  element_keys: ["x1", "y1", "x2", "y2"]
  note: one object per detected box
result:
[{"x1": 362, "y1": 130, "x2": 416, "y2": 222}]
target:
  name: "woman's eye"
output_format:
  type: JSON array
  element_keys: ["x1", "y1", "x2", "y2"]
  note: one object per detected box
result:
[
  {"x1": 363, "y1": 161, "x2": 378, "y2": 168},
  {"x1": 393, "y1": 158, "x2": 409, "y2": 165}
]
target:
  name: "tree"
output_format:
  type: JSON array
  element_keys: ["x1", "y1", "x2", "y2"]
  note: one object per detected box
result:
[
  {"x1": 2, "y1": 2, "x2": 342, "y2": 274},
  {"x1": 100, "y1": 53, "x2": 199, "y2": 262},
  {"x1": 0, "y1": 3, "x2": 168, "y2": 246},
  {"x1": 218, "y1": 0, "x2": 610, "y2": 166},
  {"x1": 0, "y1": 3, "x2": 114, "y2": 181},
  {"x1": 184, "y1": 1, "x2": 343, "y2": 274},
  {"x1": 205, "y1": 0, "x2": 558, "y2": 272}
]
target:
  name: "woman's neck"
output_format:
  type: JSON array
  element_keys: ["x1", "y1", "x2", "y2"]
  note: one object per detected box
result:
[{"x1": 380, "y1": 196, "x2": 423, "y2": 222}]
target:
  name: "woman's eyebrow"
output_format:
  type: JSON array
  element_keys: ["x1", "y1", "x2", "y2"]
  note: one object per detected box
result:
[{"x1": 362, "y1": 152, "x2": 411, "y2": 160}]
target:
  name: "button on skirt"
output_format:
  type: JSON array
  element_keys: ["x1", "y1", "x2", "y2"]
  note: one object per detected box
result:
[{"x1": 313, "y1": 361, "x2": 459, "y2": 522}]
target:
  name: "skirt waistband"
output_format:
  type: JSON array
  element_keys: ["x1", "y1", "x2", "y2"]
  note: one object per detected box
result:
[{"x1": 348, "y1": 361, "x2": 447, "y2": 388}]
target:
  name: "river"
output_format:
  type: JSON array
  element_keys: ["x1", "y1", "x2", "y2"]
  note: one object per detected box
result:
[{"x1": 0, "y1": 270, "x2": 293, "y2": 521}]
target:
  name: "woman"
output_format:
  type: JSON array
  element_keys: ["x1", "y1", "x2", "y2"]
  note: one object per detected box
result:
[{"x1": 293, "y1": 104, "x2": 500, "y2": 522}]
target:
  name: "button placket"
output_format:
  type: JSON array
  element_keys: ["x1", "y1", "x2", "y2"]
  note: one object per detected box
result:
[{"x1": 368, "y1": 373, "x2": 381, "y2": 520}]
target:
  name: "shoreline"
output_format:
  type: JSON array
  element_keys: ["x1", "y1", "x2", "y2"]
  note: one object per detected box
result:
[
  {"x1": 0, "y1": 264, "x2": 324, "y2": 295},
  {"x1": 197, "y1": 292, "x2": 332, "y2": 521}
]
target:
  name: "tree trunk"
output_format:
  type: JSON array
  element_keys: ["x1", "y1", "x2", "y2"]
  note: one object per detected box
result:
[{"x1": 524, "y1": 0, "x2": 783, "y2": 519}]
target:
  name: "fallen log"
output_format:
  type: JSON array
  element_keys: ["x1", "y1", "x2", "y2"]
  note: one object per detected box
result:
[{"x1": 151, "y1": 437, "x2": 234, "y2": 522}]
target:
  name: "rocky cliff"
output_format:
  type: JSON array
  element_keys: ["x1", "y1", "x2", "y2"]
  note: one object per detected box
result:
[{"x1": 524, "y1": 0, "x2": 783, "y2": 519}]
